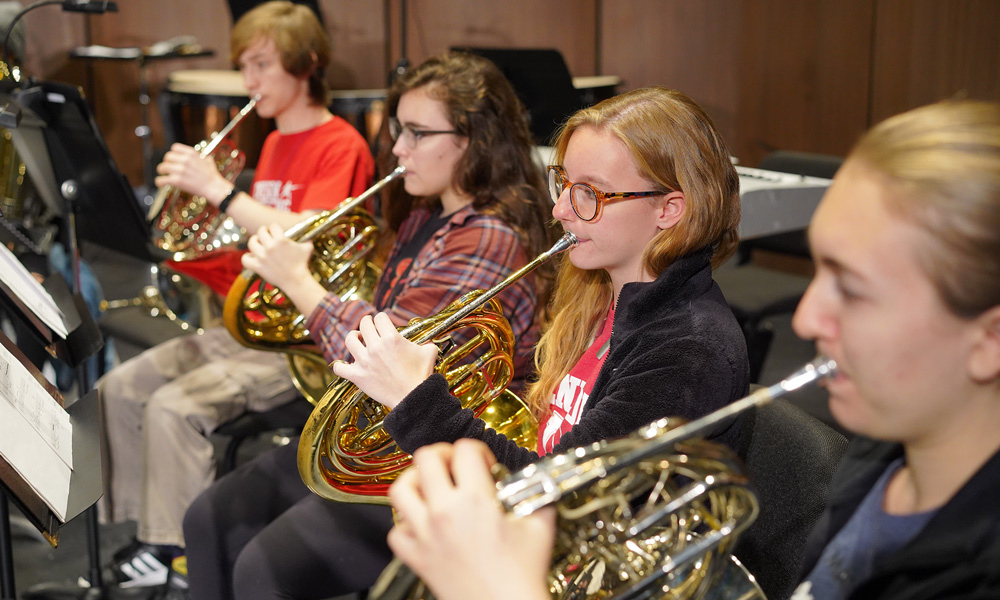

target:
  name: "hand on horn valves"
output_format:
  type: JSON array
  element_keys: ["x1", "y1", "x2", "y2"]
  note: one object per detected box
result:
[
  {"x1": 332, "y1": 312, "x2": 438, "y2": 409},
  {"x1": 154, "y1": 142, "x2": 232, "y2": 203},
  {"x1": 242, "y1": 223, "x2": 314, "y2": 295},
  {"x1": 387, "y1": 439, "x2": 555, "y2": 600}
]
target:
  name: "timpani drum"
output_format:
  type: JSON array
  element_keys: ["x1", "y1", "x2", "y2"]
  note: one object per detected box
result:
[{"x1": 162, "y1": 69, "x2": 271, "y2": 168}]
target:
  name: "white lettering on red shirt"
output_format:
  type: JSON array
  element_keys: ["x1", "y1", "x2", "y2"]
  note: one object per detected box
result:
[
  {"x1": 251, "y1": 179, "x2": 303, "y2": 211},
  {"x1": 537, "y1": 307, "x2": 614, "y2": 454}
]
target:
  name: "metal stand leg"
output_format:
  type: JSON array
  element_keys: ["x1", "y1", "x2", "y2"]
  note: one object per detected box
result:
[
  {"x1": 1, "y1": 492, "x2": 16, "y2": 600},
  {"x1": 136, "y1": 56, "x2": 155, "y2": 208},
  {"x1": 70, "y1": 200, "x2": 106, "y2": 598},
  {"x1": 82, "y1": 507, "x2": 104, "y2": 598}
]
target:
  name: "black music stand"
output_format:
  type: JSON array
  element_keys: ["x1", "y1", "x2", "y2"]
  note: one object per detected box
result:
[
  {"x1": 0, "y1": 256, "x2": 104, "y2": 600},
  {"x1": 0, "y1": 77, "x2": 161, "y2": 599},
  {"x1": 1, "y1": 79, "x2": 166, "y2": 263}
]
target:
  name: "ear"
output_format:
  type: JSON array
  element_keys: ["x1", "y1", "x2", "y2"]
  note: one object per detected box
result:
[
  {"x1": 967, "y1": 305, "x2": 1000, "y2": 383},
  {"x1": 654, "y1": 191, "x2": 686, "y2": 230}
]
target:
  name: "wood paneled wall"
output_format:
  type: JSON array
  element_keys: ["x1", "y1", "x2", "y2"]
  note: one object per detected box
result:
[
  {"x1": 733, "y1": 0, "x2": 875, "y2": 164},
  {"x1": 602, "y1": 1, "x2": 744, "y2": 150},
  {"x1": 15, "y1": 0, "x2": 999, "y2": 187},
  {"x1": 870, "y1": 0, "x2": 1000, "y2": 123}
]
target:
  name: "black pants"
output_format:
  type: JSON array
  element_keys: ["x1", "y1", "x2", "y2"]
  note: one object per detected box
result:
[{"x1": 183, "y1": 440, "x2": 394, "y2": 600}]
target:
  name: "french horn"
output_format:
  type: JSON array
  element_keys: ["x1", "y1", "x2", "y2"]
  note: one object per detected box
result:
[
  {"x1": 222, "y1": 166, "x2": 405, "y2": 404},
  {"x1": 148, "y1": 95, "x2": 259, "y2": 261},
  {"x1": 370, "y1": 356, "x2": 838, "y2": 600},
  {"x1": 298, "y1": 231, "x2": 579, "y2": 504}
]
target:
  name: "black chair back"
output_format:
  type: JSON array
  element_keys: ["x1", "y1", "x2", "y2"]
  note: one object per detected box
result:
[{"x1": 734, "y1": 398, "x2": 849, "y2": 600}]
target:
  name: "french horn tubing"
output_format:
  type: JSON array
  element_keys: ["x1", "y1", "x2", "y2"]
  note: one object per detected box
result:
[
  {"x1": 369, "y1": 356, "x2": 837, "y2": 600},
  {"x1": 298, "y1": 231, "x2": 579, "y2": 504},
  {"x1": 148, "y1": 95, "x2": 260, "y2": 261},
  {"x1": 222, "y1": 166, "x2": 405, "y2": 404}
]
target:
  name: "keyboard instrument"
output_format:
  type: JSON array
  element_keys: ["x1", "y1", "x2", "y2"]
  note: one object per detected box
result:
[{"x1": 737, "y1": 165, "x2": 831, "y2": 240}]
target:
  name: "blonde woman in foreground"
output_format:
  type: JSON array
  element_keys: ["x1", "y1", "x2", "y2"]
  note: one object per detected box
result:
[{"x1": 384, "y1": 100, "x2": 1000, "y2": 600}]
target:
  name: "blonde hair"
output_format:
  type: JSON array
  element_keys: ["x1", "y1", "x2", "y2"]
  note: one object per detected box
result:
[
  {"x1": 850, "y1": 100, "x2": 1000, "y2": 319},
  {"x1": 525, "y1": 87, "x2": 740, "y2": 416},
  {"x1": 230, "y1": 1, "x2": 329, "y2": 106}
]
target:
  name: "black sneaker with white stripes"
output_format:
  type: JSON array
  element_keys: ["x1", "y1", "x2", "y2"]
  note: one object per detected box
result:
[
  {"x1": 113, "y1": 542, "x2": 176, "y2": 588},
  {"x1": 78, "y1": 541, "x2": 177, "y2": 589}
]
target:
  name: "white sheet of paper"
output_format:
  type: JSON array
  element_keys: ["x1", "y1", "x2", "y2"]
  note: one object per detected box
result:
[
  {"x1": 0, "y1": 243, "x2": 69, "y2": 339},
  {"x1": 0, "y1": 343, "x2": 72, "y2": 520},
  {"x1": 0, "y1": 342, "x2": 73, "y2": 466}
]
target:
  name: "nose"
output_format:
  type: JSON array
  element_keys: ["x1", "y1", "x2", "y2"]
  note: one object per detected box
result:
[
  {"x1": 791, "y1": 276, "x2": 834, "y2": 344},
  {"x1": 243, "y1": 70, "x2": 258, "y2": 94},
  {"x1": 551, "y1": 187, "x2": 575, "y2": 222},
  {"x1": 391, "y1": 135, "x2": 408, "y2": 159}
]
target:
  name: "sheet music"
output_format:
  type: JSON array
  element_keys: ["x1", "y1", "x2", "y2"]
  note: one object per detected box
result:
[
  {"x1": 0, "y1": 342, "x2": 72, "y2": 521},
  {"x1": 0, "y1": 242, "x2": 69, "y2": 338}
]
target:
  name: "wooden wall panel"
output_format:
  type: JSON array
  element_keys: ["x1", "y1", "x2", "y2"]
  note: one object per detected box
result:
[
  {"x1": 320, "y1": 0, "x2": 387, "y2": 89},
  {"x1": 601, "y1": 0, "x2": 873, "y2": 166},
  {"x1": 20, "y1": 10, "x2": 87, "y2": 85},
  {"x1": 600, "y1": 0, "x2": 744, "y2": 154},
  {"x1": 734, "y1": 0, "x2": 873, "y2": 165},
  {"x1": 12, "y1": 1, "x2": 1000, "y2": 191},
  {"x1": 396, "y1": 0, "x2": 597, "y2": 77},
  {"x1": 870, "y1": 0, "x2": 1000, "y2": 124}
]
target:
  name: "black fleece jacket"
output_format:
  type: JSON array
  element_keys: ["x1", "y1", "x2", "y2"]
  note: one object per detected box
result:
[
  {"x1": 797, "y1": 437, "x2": 1000, "y2": 600},
  {"x1": 383, "y1": 246, "x2": 750, "y2": 472}
]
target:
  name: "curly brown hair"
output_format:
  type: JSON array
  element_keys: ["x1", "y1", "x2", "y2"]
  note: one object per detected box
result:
[{"x1": 377, "y1": 51, "x2": 557, "y2": 301}]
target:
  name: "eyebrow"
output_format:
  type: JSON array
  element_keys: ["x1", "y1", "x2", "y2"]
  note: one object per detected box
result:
[
  {"x1": 807, "y1": 224, "x2": 868, "y2": 282},
  {"x1": 239, "y1": 51, "x2": 269, "y2": 64},
  {"x1": 565, "y1": 168, "x2": 614, "y2": 190},
  {"x1": 398, "y1": 118, "x2": 450, "y2": 131},
  {"x1": 816, "y1": 255, "x2": 873, "y2": 290}
]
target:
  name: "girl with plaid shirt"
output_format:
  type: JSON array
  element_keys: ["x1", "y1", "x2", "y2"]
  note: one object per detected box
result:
[{"x1": 182, "y1": 52, "x2": 556, "y2": 600}]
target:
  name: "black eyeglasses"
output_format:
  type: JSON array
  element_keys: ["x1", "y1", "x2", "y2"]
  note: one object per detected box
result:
[
  {"x1": 547, "y1": 165, "x2": 670, "y2": 222},
  {"x1": 388, "y1": 117, "x2": 460, "y2": 149}
]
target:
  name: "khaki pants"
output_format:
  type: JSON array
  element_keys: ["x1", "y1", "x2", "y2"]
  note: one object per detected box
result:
[{"x1": 98, "y1": 327, "x2": 298, "y2": 547}]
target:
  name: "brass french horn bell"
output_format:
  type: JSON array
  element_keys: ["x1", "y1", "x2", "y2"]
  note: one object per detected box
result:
[
  {"x1": 149, "y1": 95, "x2": 259, "y2": 261},
  {"x1": 369, "y1": 356, "x2": 838, "y2": 600},
  {"x1": 222, "y1": 166, "x2": 404, "y2": 404},
  {"x1": 298, "y1": 231, "x2": 579, "y2": 504}
]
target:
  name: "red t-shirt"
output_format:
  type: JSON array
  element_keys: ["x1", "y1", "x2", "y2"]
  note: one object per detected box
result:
[
  {"x1": 167, "y1": 116, "x2": 375, "y2": 297},
  {"x1": 537, "y1": 306, "x2": 615, "y2": 454}
]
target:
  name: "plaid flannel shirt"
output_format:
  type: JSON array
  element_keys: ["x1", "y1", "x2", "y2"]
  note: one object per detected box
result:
[{"x1": 305, "y1": 204, "x2": 540, "y2": 381}]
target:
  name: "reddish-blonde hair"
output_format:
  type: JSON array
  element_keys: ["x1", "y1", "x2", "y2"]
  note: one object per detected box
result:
[{"x1": 526, "y1": 87, "x2": 740, "y2": 417}]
